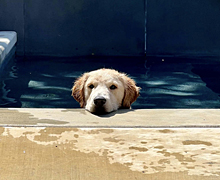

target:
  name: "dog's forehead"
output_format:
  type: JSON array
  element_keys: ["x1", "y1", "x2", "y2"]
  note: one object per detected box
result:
[{"x1": 86, "y1": 69, "x2": 123, "y2": 84}]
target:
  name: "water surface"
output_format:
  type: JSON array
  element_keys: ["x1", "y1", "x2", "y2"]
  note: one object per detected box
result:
[{"x1": 0, "y1": 56, "x2": 219, "y2": 108}]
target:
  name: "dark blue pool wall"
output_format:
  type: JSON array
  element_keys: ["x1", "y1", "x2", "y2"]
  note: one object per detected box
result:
[{"x1": 1, "y1": 0, "x2": 220, "y2": 58}]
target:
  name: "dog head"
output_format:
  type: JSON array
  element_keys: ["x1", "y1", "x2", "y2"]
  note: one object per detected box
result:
[{"x1": 72, "y1": 68, "x2": 140, "y2": 114}]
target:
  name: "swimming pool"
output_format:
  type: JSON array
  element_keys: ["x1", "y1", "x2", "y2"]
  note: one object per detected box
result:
[{"x1": 0, "y1": 56, "x2": 220, "y2": 108}]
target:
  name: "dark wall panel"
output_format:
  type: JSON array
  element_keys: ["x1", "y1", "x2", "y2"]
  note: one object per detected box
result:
[
  {"x1": 25, "y1": 0, "x2": 145, "y2": 56},
  {"x1": 147, "y1": 0, "x2": 220, "y2": 57},
  {"x1": 0, "y1": 0, "x2": 220, "y2": 58},
  {"x1": 0, "y1": 0, "x2": 24, "y2": 56}
]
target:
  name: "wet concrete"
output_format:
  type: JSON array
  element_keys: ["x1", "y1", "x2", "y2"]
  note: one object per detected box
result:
[
  {"x1": 1, "y1": 126, "x2": 220, "y2": 179},
  {"x1": 0, "y1": 56, "x2": 220, "y2": 108}
]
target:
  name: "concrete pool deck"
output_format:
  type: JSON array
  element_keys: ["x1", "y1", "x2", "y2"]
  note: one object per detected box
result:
[
  {"x1": 1, "y1": 108, "x2": 220, "y2": 127},
  {"x1": 0, "y1": 31, "x2": 17, "y2": 68},
  {"x1": 1, "y1": 108, "x2": 220, "y2": 179}
]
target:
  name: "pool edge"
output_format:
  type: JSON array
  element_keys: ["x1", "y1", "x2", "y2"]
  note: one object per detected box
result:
[{"x1": 1, "y1": 108, "x2": 220, "y2": 128}]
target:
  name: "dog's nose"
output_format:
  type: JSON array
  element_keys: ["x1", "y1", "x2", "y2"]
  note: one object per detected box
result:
[{"x1": 94, "y1": 96, "x2": 106, "y2": 107}]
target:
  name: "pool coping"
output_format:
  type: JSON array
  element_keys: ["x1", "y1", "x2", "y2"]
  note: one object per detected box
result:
[{"x1": 1, "y1": 108, "x2": 220, "y2": 128}]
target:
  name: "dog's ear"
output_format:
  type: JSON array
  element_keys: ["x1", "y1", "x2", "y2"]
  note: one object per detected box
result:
[
  {"x1": 72, "y1": 73, "x2": 89, "y2": 107},
  {"x1": 122, "y1": 75, "x2": 140, "y2": 108}
]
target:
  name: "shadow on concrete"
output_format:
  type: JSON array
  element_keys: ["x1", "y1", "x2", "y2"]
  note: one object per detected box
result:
[{"x1": 98, "y1": 109, "x2": 135, "y2": 118}]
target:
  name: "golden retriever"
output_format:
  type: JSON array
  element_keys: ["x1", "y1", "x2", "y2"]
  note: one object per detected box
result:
[{"x1": 72, "y1": 68, "x2": 140, "y2": 114}]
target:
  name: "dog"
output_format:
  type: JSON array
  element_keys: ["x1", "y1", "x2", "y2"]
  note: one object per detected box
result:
[{"x1": 72, "y1": 68, "x2": 140, "y2": 114}]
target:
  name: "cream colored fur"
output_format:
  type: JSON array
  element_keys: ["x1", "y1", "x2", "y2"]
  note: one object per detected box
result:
[{"x1": 72, "y1": 68, "x2": 140, "y2": 114}]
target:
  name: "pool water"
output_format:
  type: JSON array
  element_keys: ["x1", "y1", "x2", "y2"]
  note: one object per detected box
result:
[{"x1": 0, "y1": 56, "x2": 220, "y2": 108}]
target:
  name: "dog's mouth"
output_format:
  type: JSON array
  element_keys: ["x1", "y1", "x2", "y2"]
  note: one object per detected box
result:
[{"x1": 92, "y1": 106, "x2": 108, "y2": 115}]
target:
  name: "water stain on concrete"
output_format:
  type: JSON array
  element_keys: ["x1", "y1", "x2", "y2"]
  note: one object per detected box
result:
[
  {"x1": 1, "y1": 109, "x2": 69, "y2": 125},
  {"x1": 159, "y1": 129, "x2": 175, "y2": 133},
  {"x1": 1, "y1": 127, "x2": 220, "y2": 179},
  {"x1": 129, "y1": 146, "x2": 148, "y2": 152},
  {"x1": 103, "y1": 137, "x2": 124, "y2": 143},
  {"x1": 182, "y1": 140, "x2": 212, "y2": 146}
]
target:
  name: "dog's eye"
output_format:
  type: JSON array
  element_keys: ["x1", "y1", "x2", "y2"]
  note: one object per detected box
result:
[
  {"x1": 88, "y1": 84, "x2": 94, "y2": 89},
  {"x1": 110, "y1": 85, "x2": 117, "y2": 90}
]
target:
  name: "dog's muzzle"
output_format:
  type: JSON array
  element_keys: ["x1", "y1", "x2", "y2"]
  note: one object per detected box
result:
[
  {"x1": 93, "y1": 96, "x2": 107, "y2": 114},
  {"x1": 94, "y1": 96, "x2": 106, "y2": 107}
]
